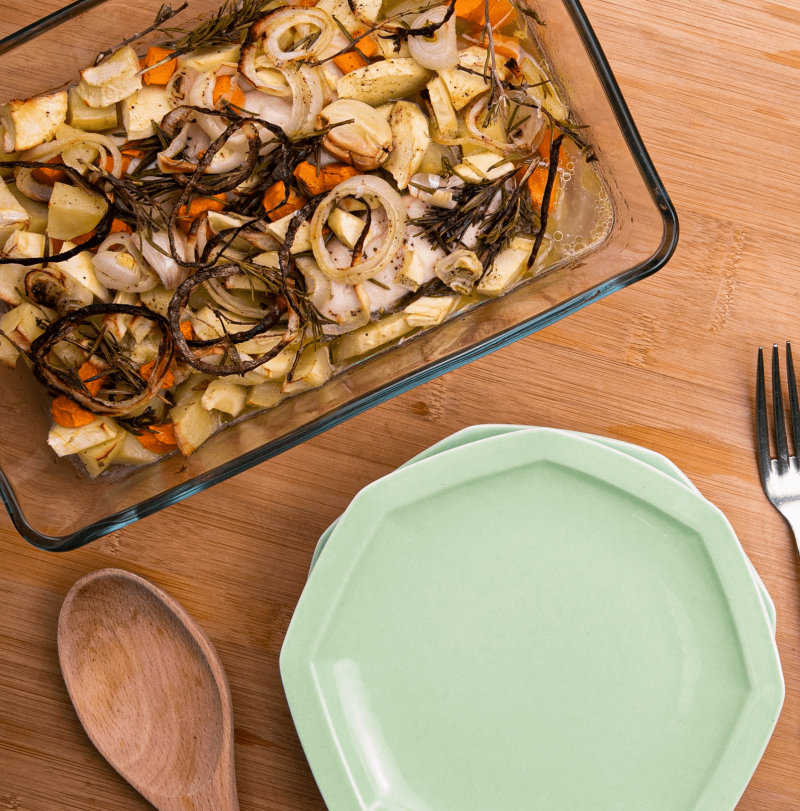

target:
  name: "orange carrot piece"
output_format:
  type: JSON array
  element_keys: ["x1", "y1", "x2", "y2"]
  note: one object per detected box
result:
[
  {"x1": 71, "y1": 228, "x2": 97, "y2": 246},
  {"x1": 79, "y1": 361, "x2": 104, "y2": 396},
  {"x1": 139, "y1": 359, "x2": 175, "y2": 390},
  {"x1": 352, "y1": 28, "x2": 377, "y2": 58},
  {"x1": 333, "y1": 51, "x2": 369, "y2": 73},
  {"x1": 180, "y1": 321, "x2": 194, "y2": 341},
  {"x1": 110, "y1": 218, "x2": 133, "y2": 234},
  {"x1": 212, "y1": 75, "x2": 245, "y2": 109},
  {"x1": 143, "y1": 46, "x2": 178, "y2": 86},
  {"x1": 175, "y1": 193, "x2": 227, "y2": 233},
  {"x1": 262, "y1": 181, "x2": 308, "y2": 221},
  {"x1": 51, "y1": 396, "x2": 95, "y2": 428},
  {"x1": 455, "y1": 0, "x2": 516, "y2": 27},
  {"x1": 293, "y1": 161, "x2": 361, "y2": 196},
  {"x1": 31, "y1": 155, "x2": 67, "y2": 186},
  {"x1": 137, "y1": 423, "x2": 179, "y2": 453}
]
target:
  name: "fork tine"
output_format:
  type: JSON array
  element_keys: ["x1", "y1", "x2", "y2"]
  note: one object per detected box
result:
[
  {"x1": 772, "y1": 343, "x2": 791, "y2": 472},
  {"x1": 757, "y1": 347, "x2": 772, "y2": 483},
  {"x1": 787, "y1": 342, "x2": 800, "y2": 458}
]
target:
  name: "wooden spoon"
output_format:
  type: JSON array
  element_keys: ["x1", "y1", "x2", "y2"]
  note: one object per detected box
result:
[{"x1": 57, "y1": 568, "x2": 239, "y2": 811}]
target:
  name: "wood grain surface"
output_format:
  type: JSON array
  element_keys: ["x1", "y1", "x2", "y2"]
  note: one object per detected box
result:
[{"x1": 1, "y1": 0, "x2": 799, "y2": 808}]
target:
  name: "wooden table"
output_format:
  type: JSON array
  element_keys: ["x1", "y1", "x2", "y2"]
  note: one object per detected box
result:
[{"x1": 1, "y1": 0, "x2": 799, "y2": 807}]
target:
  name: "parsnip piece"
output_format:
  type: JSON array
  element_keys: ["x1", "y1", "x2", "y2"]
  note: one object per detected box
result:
[
  {"x1": 140, "y1": 284, "x2": 173, "y2": 317},
  {"x1": 351, "y1": 0, "x2": 381, "y2": 22},
  {"x1": 253, "y1": 251, "x2": 280, "y2": 269},
  {"x1": 315, "y1": 0, "x2": 361, "y2": 32},
  {"x1": 439, "y1": 47, "x2": 509, "y2": 111},
  {"x1": 247, "y1": 381, "x2": 287, "y2": 409},
  {"x1": 173, "y1": 374, "x2": 211, "y2": 408},
  {"x1": 189, "y1": 305, "x2": 253, "y2": 342},
  {"x1": 170, "y1": 392, "x2": 215, "y2": 456},
  {"x1": 7, "y1": 183, "x2": 47, "y2": 233},
  {"x1": 47, "y1": 182, "x2": 108, "y2": 241},
  {"x1": 178, "y1": 45, "x2": 241, "y2": 73},
  {"x1": 282, "y1": 345, "x2": 333, "y2": 395},
  {"x1": 224, "y1": 274, "x2": 269, "y2": 293},
  {"x1": 0, "y1": 231, "x2": 45, "y2": 306},
  {"x1": 426, "y1": 76, "x2": 458, "y2": 138},
  {"x1": 404, "y1": 295, "x2": 459, "y2": 327},
  {"x1": 394, "y1": 249, "x2": 425, "y2": 291},
  {"x1": 67, "y1": 86, "x2": 118, "y2": 132},
  {"x1": 383, "y1": 101, "x2": 430, "y2": 190},
  {"x1": 121, "y1": 85, "x2": 171, "y2": 141},
  {"x1": 77, "y1": 47, "x2": 142, "y2": 108},
  {"x1": 337, "y1": 59, "x2": 433, "y2": 107},
  {"x1": 328, "y1": 207, "x2": 370, "y2": 249},
  {"x1": 462, "y1": 151, "x2": 516, "y2": 181},
  {"x1": 335, "y1": 312, "x2": 415, "y2": 362},
  {"x1": 235, "y1": 332, "x2": 284, "y2": 356},
  {"x1": 50, "y1": 242, "x2": 110, "y2": 302},
  {"x1": 200, "y1": 379, "x2": 248, "y2": 416},
  {"x1": 453, "y1": 163, "x2": 484, "y2": 184},
  {"x1": 374, "y1": 37, "x2": 411, "y2": 59},
  {"x1": 0, "y1": 129, "x2": 19, "y2": 178},
  {"x1": 417, "y1": 143, "x2": 452, "y2": 175},
  {"x1": 112, "y1": 432, "x2": 163, "y2": 467},
  {"x1": 0, "y1": 177, "x2": 28, "y2": 229},
  {"x1": 78, "y1": 430, "x2": 127, "y2": 477},
  {"x1": 265, "y1": 214, "x2": 312, "y2": 253},
  {"x1": 0, "y1": 91, "x2": 68, "y2": 152},
  {"x1": 257, "y1": 340, "x2": 302, "y2": 379},
  {"x1": 476, "y1": 237, "x2": 535, "y2": 296},
  {"x1": 0, "y1": 305, "x2": 26, "y2": 367},
  {"x1": 48, "y1": 417, "x2": 119, "y2": 457}
]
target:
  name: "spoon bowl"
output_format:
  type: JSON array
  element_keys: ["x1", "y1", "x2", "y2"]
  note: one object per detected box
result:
[{"x1": 58, "y1": 568, "x2": 239, "y2": 811}]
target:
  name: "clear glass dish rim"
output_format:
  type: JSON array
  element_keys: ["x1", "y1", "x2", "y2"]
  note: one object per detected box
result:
[{"x1": 0, "y1": 0, "x2": 679, "y2": 552}]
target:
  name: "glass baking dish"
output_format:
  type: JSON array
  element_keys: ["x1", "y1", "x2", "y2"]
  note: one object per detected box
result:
[{"x1": 0, "y1": 0, "x2": 678, "y2": 551}]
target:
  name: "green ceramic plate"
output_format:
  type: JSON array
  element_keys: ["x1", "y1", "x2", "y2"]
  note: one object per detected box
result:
[
  {"x1": 282, "y1": 428, "x2": 783, "y2": 811},
  {"x1": 308, "y1": 425, "x2": 776, "y2": 635}
]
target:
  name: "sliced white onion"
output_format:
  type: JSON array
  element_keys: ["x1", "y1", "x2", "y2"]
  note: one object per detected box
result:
[
  {"x1": 92, "y1": 233, "x2": 159, "y2": 293},
  {"x1": 205, "y1": 278, "x2": 271, "y2": 320},
  {"x1": 408, "y1": 6, "x2": 458, "y2": 70},
  {"x1": 311, "y1": 175, "x2": 406, "y2": 285},
  {"x1": 13, "y1": 169, "x2": 53, "y2": 202},
  {"x1": 464, "y1": 94, "x2": 524, "y2": 156},
  {"x1": 167, "y1": 66, "x2": 199, "y2": 108},
  {"x1": 21, "y1": 131, "x2": 122, "y2": 177},
  {"x1": 136, "y1": 230, "x2": 189, "y2": 290},
  {"x1": 260, "y1": 7, "x2": 336, "y2": 67}
]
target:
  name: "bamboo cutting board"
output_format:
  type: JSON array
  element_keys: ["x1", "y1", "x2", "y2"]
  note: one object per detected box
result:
[{"x1": 1, "y1": 0, "x2": 800, "y2": 808}]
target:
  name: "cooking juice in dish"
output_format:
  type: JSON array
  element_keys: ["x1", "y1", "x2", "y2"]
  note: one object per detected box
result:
[{"x1": 0, "y1": 0, "x2": 612, "y2": 475}]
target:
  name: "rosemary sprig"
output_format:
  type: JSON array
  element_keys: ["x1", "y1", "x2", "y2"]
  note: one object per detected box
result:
[
  {"x1": 162, "y1": 0, "x2": 277, "y2": 53},
  {"x1": 117, "y1": 407, "x2": 161, "y2": 436},
  {"x1": 528, "y1": 134, "x2": 564, "y2": 268}
]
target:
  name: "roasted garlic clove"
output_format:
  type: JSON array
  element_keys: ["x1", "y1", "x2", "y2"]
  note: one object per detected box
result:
[
  {"x1": 317, "y1": 100, "x2": 392, "y2": 172},
  {"x1": 433, "y1": 249, "x2": 483, "y2": 294}
]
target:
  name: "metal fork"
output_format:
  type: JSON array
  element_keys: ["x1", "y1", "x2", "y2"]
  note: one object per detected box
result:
[{"x1": 756, "y1": 343, "x2": 800, "y2": 540}]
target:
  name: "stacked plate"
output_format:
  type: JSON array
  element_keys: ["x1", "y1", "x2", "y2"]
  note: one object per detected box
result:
[{"x1": 280, "y1": 426, "x2": 783, "y2": 811}]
